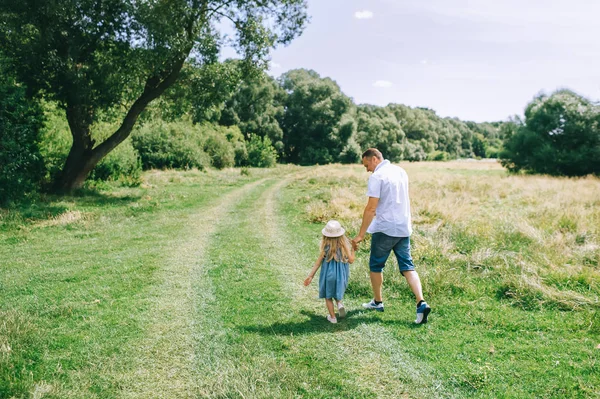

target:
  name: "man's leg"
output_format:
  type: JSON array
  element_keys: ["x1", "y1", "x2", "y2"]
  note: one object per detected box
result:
[
  {"x1": 370, "y1": 271, "x2": 383, "y2": 302},
  {"x1": 394, "y1": 237, "x2": 431, "y2": 323},
  {"x1": 403, "y1": 270, "x2": 424, "y2": 303},
  {"x1": 363, "y1": 233, "x2": 393, "y2": 311}
]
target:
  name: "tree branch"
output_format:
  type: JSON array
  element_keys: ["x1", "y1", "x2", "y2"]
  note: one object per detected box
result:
[{"x1": 90, "y1": 55, "x2": 189, "y2": 163}]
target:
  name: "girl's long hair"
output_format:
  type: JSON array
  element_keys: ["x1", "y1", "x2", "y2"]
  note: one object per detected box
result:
[{"x1": 320, "y1": 235, "x2": 352, "y2": 262}]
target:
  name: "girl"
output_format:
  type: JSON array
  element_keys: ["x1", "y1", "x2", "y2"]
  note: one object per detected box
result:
[{"x1": 304, "y1": 220, "x2": 355, "y2": 323}]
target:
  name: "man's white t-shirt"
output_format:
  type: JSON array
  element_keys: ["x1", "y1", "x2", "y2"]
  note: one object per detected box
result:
[{"x1": 366, "y1": 160, "x2": 413, "y2": 237}]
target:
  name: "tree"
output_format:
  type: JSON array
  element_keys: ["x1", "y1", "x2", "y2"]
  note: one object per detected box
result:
[
  {"x1": 0, "y1": 0, "x2": 308, "y2": 191},
  {"x1": 0, "y1": 57, "x2": 45, "y2": 204},
  {"x1": 148, "y1": 60, "x2": 245, "y2": 124},
  {"x1": 278, "y1": 69, "x2": 354, "y2": 165},
  {"x1": 354, "y1": 105, "x2": 405, "y2": 161},
  {"x1": 500, "y1": 90, "x2": 600, "y2": 176},
  {"x1": 219, "y1": 71, "x2": 285, "y2": 152}
]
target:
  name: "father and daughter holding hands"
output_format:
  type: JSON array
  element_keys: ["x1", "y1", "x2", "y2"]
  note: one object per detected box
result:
[{"x1": 303, "y1": 148, "x2": 432, "y2": 325}]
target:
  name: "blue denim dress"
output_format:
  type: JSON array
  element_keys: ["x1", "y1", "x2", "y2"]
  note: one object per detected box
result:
[{"x1": 318, "y1": 248, "x2": 350, "y2": 300}]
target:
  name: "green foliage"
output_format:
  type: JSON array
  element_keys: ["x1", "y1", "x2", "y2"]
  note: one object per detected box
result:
[
  {"x1": 355, "y1": 105, "x2": 405, "y2": 161},
  {"x1": 220, "y1": 71, "x2": 285, "y2": 149},
  {"x1": 203, "y1": 133, "x2": 235, "y2": 169},
  {"x1": 38, "y1": 103, "x2": 71, "y2": 182},
  {"x1": 339, "y1": 139, "x2": 362, "y2": 164},
  {"x1": 0, "y1": 0, "x2": 308, "y2": 189},
  {"x1": 245, "y1": 134, "x2": 278, "y2": 167},
  {"x1": 132, "y1": 121, "x2": 261, "y2": 171},
  {"x1": 0, "y1": 61, "x2": 45, "y2": 205},
  {"x1": 500, "y1": 90, "x2": 600, "y2": 176},
  {"x1": 403, "y1": 141, "x2": 427, "y2": 162},
  {"x1": 471, "y1": 133, "x2": 487, "y2": 158},
  {"x1": 132, "y1": 122, "x2": 211, "y2": 170},
  {"x1": 151, "y1": 60, "x2": 246, "y2": 124},
  {"x1": 89, "y1": 140, "x2": 142, "y2": 185},
  {"x1": 428, "y1": 150, "x2": 451, "y2": 161},
  {"x1": 279, "y1": 69, "x2": 355, "y2": 165}
]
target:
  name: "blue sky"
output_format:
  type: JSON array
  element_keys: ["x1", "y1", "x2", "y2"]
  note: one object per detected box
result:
[{"x1": 264, "y1": 0, "x2": 600, "y2": 122}]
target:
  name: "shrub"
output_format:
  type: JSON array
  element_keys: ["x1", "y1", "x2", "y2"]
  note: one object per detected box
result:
[
  {"x1": 38, "y1": 102, "x2": 71, "y2": 183},
  {"x1": 339, "y1": 139, "x2": 361, "y2": 164},
  {"x1": 132, "y1": 121, "x2": 210, "y2": 170},
  {"x1": 234, "y1": 141, "x2": 249, "y2": 166},
  {"x1": 387, "y1": 142, "x2": 404, "y2": 162},
  {"x1": 403, "y1": 141, "x2": 427, "y2": 162},
  {"x1": 246, "y1": 133, "x2": 278, "y2": 167},
  {"x1": 89, "y1": 139, "x2": 142, "y2": 185},
  {"x1": 203, "y1": 131, "x2": 235, "y2": 169},
  {"x1": 428, "y1": 150, "x2": 450, "y2": 161},
  {"x1": 0, "y1": 66, "x2": 45, "y2": 205}
]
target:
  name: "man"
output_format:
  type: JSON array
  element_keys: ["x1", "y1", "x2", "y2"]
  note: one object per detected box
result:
[{"x1": 351, "y1": 148, "x2": 431, "y2": 324}]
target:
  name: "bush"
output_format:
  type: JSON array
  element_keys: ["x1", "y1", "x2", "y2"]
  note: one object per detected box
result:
[
  {"x1": 203, "y1": 131, "x2": 235, "y2": 169},
  {"x1": 89, "y1": 139, "x2": 142, "y2": 185},
  {"x1": 403, "y1": 141, "x2": 427, "y2": 162},
  {"x1": 234, "y1": 141, "x2": 249, "y2": 166},
  {"x1": 132, "y1": 121, "x2": 210, "y2": 170},
  {"x1": 387, "y1": 143, "x2": 404, "y2": 162},
  {"x1": 339, "y1": 139, "x2": 361, "y2": 164},
  {"x1": 0, "y1": 66, "x2": 46, "y2": 205},
  {"x1": 246, "y1": 134, "x2": 278, "y2": 167},
  {"x1": 428, "y1": 150, "x2": 450, "y2": 161},
  {"x1": 38, "y1": 102, "x2": 72, "y2": 182}
]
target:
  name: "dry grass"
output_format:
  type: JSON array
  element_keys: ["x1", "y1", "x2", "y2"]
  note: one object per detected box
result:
[{"x1": 299, "y1": 161, "x2": 600, "y2": 311}]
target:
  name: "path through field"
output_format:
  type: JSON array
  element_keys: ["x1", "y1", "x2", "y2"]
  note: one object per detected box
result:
[{"x1": 121, "y1": 171, "x2": 452, "y2": 398}]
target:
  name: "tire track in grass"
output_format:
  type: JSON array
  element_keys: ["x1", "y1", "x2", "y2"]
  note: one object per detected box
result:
[
  {"x1": 193, "y1": 176, "x2": 309, "y2": 398},
  {"x1": 195, "y1": 168, "x2": 453, "y2": 398},
  {"x1": 119, "y1": 178, "x2": 269, "y2": 399},
  {"x1": 256, "y1": 171, "x2": 457, "y2": 399}
]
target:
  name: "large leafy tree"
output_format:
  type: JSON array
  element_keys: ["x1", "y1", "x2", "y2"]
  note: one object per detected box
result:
[
  {"x1": 278, "y1": 69, "x2": 354, "y2": 165},
  {"x1": 0, "y1": 0, "x2": 307, "y2": 191},
  {"x1": 219, "y1": 71, "x2": 285, "y2": 152},
  {"x1": 500, "y1": 90, "x2": 600, "y2": 176},
  {"x1": 354, "y1": 105, "x2": 405, "y2": 161}
]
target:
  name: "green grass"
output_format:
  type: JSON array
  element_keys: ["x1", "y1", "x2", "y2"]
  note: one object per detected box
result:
[{"x1": 1, "y1": 162, "x2": 599, "y2": 398}]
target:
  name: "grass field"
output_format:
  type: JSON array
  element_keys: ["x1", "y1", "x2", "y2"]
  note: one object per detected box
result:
[{"x1": 1, "y1": 161, "x2": 599, "y2": 398}]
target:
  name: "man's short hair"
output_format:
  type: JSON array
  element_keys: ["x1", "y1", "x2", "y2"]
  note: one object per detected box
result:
[{"x1": 362, "y1": 148, "x2": 383, "y2": 160}]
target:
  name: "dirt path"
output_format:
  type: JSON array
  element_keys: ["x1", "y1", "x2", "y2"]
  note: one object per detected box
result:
[{"x1": 121, "y1": 178, "x2": 270, "y2": 398}]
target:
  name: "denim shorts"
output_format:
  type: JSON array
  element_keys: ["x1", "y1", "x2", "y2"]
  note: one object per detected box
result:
[{"x1": 369, "y1": 233, "x2": 415, "y2": 274}]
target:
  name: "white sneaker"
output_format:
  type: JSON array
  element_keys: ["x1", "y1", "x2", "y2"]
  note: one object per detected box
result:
[
  {"x1": 337, "y1": 303, "x2": 346, "y2": 318},
  {"x1": 415, "y1": 301, "x2": 431, "y2": 324},
  {"x1": 327, "y1": 315, "x2": 338, "y2": 324},
  {"x1": 362, "y1": 299, "x2": 384, "y2": 312}
]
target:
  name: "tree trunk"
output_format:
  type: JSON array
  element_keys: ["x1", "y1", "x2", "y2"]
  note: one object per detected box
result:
[
  {"x1": 52, "y1": 56, "x2": 189, "y2": 192},
  {"x1": 52, "y1": 104, "x2": 98, "y2": 192}
]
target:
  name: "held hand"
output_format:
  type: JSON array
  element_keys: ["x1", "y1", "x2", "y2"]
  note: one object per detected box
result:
[
  {"x1": 351, "y1": 236, "x2": 363, "y2": 251},
  {"x1": 303, "y1": 276, "x2": 313, "y2": 286}
]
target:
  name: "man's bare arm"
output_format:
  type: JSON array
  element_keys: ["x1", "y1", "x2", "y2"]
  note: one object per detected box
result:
[{"x1": 352, "y1": 196, "x2": 379, "y2": 249}]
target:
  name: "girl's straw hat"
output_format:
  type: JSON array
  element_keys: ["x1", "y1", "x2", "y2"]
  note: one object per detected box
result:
[{"x1": 322, "y1": 220, "x2": 345, "y2": 237}]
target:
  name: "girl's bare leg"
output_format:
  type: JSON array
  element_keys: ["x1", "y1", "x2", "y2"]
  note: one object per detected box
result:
[{"x1": 325, "y1": 298, "x2": 336, "y2": 318}]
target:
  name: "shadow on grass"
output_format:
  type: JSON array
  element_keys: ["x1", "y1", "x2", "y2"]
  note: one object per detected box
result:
[
  {"x1": 243, "y1": 309, "x2": 421, "y2": 336},
  {"x1": 4, "y1": 190, "x2": 142, "y2": 221}
]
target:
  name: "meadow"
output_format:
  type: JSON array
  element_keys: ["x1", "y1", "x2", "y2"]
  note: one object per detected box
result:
[{"x1": 1, "y1": 161, "x2": 599, "y2": 398}]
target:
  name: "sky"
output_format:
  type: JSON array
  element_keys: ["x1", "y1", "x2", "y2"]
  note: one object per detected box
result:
[{"x1": 263, "y1": 0, "x2": 600, "y2": 122}]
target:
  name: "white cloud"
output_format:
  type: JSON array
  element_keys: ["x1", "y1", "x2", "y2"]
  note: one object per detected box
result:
[
  {"x1": 270, "y1": 62, "x2": 282, "y2": 69},
  {"x1": 421, "y1": 59, "x2": 429, "y2": 65},
  {"x1": 373, "y1": 80, "x2": 393, "y2": 88},
  {"x1": 354, "y1": 10, "x2": 374, "y2": 19}
]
